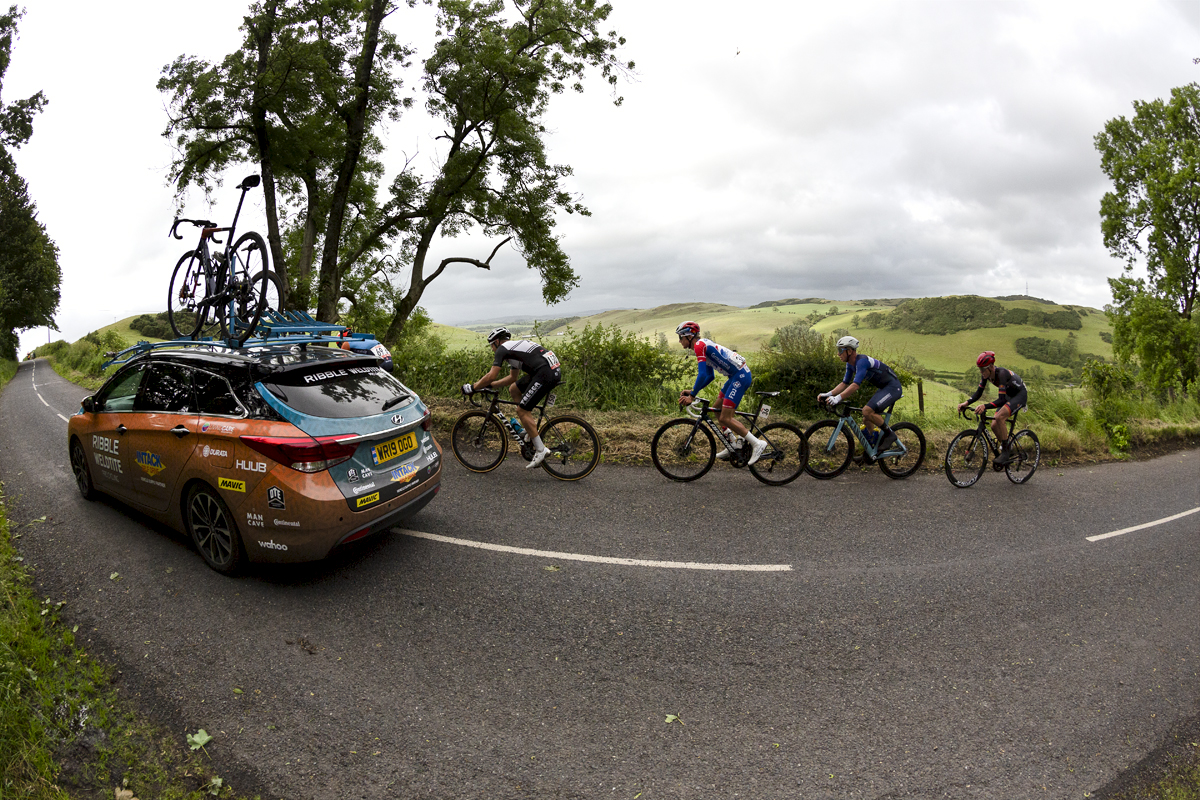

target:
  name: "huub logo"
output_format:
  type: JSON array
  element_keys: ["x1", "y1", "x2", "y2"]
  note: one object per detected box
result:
[{"x1": 237, "y1": 459, "x2": 267, "y2": 472}]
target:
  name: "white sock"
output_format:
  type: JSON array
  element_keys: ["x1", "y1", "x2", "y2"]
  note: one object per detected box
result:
[{"x1": 531, "y1": 435, "x2": 545, "y2": 451}]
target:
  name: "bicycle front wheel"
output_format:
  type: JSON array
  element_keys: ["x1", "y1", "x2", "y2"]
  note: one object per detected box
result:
[
  {"x1": 804, "y1": 420, "x2": 853, "y2": 479},
  {"x1": 944, "y1": 430, "x2": 987, "y2": 488},
  {"x1": 168, "y1": 250, "x2": 207, "y2": 339},
  {"x1": 651, "y1": 418, "x2": 715, "y2": 481},
  {"x1": 1005, "y1": 429, "x2": 1040, "y2": 484},
  {"x1": 537, "y1": 415, "x2": 601, "y2": 481},
  {"x1": 749, "y1": 422, "x2": 808, "y2": 486},
  {"x1": 237, "y1": 270, "x2": 283, "y2": 344},
  {"x1": 451, "y1": 411, "x2": 508, "y2": 473},
  {"x1": 877, "y1": 422, "x2": 926, "y2": 479}
]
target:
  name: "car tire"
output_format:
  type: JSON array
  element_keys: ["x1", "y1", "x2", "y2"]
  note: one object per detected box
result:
[
  {"x1": 70, "y1": 438, "x2": 96, "y2": 500},
  {"x1": 185, "y1": 482, "x2": 245, "y2": 575}
]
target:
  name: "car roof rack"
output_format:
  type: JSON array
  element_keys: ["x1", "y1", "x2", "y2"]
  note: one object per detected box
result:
[{"x1": 101, "y1": 310, "x2": 381, "y2": 369}]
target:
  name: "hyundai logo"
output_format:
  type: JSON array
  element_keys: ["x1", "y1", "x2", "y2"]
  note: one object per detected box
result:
[{"x1": 391, "y1": 413, "x2": 403, "y2": 425}]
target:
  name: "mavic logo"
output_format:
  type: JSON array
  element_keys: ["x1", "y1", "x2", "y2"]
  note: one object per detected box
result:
[
  {"x1": 356, "y1": 491, "x2": 380, "y2": 508},
  {"x1": 218, "y1": 477, "x2": 246, "y2": 493}
]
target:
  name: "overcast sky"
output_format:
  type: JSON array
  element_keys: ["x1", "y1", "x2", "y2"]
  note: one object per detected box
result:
[{"x1": 6, "y1": 0, "x2": 1198, "y2": 353}]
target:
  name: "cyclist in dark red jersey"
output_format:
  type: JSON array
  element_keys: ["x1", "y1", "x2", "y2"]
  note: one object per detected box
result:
[
  {"x1": 958, "y1": 350, "x2": 1027, "y2": 465},
  {"x1": 463, "y1": 327, "x2": 562, "y2": 469}
]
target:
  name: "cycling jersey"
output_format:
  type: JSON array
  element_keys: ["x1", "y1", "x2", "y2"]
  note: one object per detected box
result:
[
  {"x1": 843, "y1": 355, "x2": 899, "y2": 390},
  {"x1": 493, "y1": 339, "x2": 561, "y2": 375},
  {"x1": 967, "y1": 367, "x2": 1026, "y2": 410},
  {"x1": 691, "y1": 338, "x2": 752, "y2": 407}
]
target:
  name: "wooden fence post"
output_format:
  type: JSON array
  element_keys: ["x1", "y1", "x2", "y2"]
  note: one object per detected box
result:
[{"x1": 918, "y1": 378, "x2": 925, "y2": 416}]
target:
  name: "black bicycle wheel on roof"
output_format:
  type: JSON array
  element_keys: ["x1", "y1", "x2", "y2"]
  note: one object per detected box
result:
[
  {"x1": 167, "y1": 250, "x2": 207, "y2": 339},
  {"x1": 748, "y1": 422, "x2": 808, "y2": 486},
  {"x1": 537, "y1": 415, "x2": 601, "y2": 481},
  {"x1": 219, "y1": 232, "x2": 271, "y2": 346},
  {"x1": 651, "y1": 418, "x2": 716, "y2": 482},
  {"x1": 451, "y1": 411, "x2": 508, "y2": 473},
  {"x1": 804, "y1": 420, "x2": 853, "y2": 479},
  {"x1": 944, "y1": 430, "x2": 987, "y2": 488},
  {"x1": 1005, "y1": 429, "x2": 1040, "y2": 484}
]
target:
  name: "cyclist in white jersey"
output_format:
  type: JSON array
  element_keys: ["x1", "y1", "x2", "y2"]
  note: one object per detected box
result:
[{"x1": 463, "y1": 327, "x2": 562, "y2": 469}]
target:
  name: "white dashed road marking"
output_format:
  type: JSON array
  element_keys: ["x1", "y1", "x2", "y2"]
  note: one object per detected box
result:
[
  {"x1": 1087, "y1": 506, "x2": 1200, "y2": 542},
  {"x1": 398, "y1": 529, "x2": 793, "y2": 572}
]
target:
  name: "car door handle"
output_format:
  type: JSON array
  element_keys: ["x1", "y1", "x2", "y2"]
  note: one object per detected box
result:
[
  {"x1": 171, "y1": 425, "x2": 190, "y2": 438},
  {"x1": 116, "y1": 424, "x2": 127, "y2": 435}
]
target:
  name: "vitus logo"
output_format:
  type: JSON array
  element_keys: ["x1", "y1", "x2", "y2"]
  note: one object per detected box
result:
[{"x1": 267, "y1": 486, "x2": 285, "y2": 509}]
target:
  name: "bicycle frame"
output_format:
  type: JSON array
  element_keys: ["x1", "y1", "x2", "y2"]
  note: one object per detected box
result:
[
  {"x1": 682, "y1": 396, "x2": 773, "y2": 467},
  {"x1": 963, "y1": 408, "x2": 1020, "y2": 458},
  {"x1": 467, "y1": 387, "x2": 556, "y2": 449},
  {"x1": 815, "y1": 404, "x2": 907, "y2": 462}
]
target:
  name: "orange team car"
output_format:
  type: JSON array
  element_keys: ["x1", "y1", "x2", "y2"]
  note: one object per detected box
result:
[{"x1": 67, "y1": 344, "x2": 441, "y2": 574}]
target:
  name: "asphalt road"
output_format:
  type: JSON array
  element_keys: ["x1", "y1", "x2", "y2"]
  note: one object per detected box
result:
[{"x1": 2, "y1": 358, "x2": 1198, "y2": 800}]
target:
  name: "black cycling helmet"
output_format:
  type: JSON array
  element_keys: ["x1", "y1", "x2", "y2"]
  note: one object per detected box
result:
[{"x1": 487, "y1": 326, "x2": 511, "y2": 344}]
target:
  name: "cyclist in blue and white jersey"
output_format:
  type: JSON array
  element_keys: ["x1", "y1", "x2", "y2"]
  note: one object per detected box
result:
[
  {"x1": 675, "y1": 321, "x2": 767, "y2": 466},
  {"x1": 463, "y1": 327, "x2": 562, "y2": 469},
  {"x1": 817, "y1": 335, "x2": 903, "y2": 453},
  {"x1": 957, "y1": 350, "x2": 1027, "y2": 465}
]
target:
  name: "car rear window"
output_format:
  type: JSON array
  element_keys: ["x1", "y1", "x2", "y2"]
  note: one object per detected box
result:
[{"x1": 260, "y1": 364, "x2": 416, "y2": 419}]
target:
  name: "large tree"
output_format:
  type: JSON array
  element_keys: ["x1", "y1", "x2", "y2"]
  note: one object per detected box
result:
[
  {"x1": 1095, "y1": 82, "x2": 1200, "y2": 391},
  {"x1": 0, "y1": 6, "x2": 59, "y2": 360},
  {"x1": 159, "y1": 0, "x2": 630, "y2": 339}
]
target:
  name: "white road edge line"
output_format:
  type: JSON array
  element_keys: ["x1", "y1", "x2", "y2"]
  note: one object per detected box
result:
[
  {"x1": 1087, "y1": 506, "x2": 1200, "y2": 542},
  {"x1": 398, "y1": 529, "x2": 793, "y2": 572},
  {"x1": 37, "y1": 393, "x2": 48, "y2": 407},
  {"x1": 57, "y1": 413, "x2": 69, "y2": 422}
]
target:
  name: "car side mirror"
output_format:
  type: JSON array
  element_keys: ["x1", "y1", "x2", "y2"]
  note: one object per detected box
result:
[{"x1": 81, "y1": 395, "x2": 96, "y2": 413}]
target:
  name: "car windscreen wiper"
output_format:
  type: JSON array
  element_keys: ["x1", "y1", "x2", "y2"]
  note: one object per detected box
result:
[{"x1": 382, "y1": 393, "x2": 411, "y2": 411}]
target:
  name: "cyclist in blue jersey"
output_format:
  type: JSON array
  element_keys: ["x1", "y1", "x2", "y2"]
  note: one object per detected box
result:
[
  {"x1": 463, "y1": 327, "x2": 562, "y2": 469},
  {"x1": 675, "y1": 320, "x2": 767, "y2": 466},
  {"x1": 958, "y1": 350, "x2": 1027, "y2": 465},
  {"x1": 817, "y1": 335, "x2": 903, "y2": 452}
]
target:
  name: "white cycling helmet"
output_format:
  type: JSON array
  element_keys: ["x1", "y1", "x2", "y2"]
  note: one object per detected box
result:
[
  {"x1": 836, "y1": 335, "x2": 859, "y2": 351},
  {"x1": 486, "y1": 326, "x2": 511, "y2": 344}
]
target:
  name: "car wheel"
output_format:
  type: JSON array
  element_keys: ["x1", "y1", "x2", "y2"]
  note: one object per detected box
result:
[
  {"x1": 70, "y1": 438, "x2": 96, "y2": 500},
  {"x1": 185, "y1": 482, "x2": 245, "y2": 575}
]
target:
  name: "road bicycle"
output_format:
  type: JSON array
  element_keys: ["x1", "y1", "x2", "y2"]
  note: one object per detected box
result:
[
  {"x1": 650, "y1": 392, "x2": 809, "y2": 485},
  {"x1": 805, "y1": 402, "x2": 926, "y2": 479},
  {"x1": 944, "y1": 407, "x2": 1040, "y2": 487},
  {"x1": 167, "y1": 174, "x2": 284, "y2": 347},
  {"x1": 451, "y1": 387, "x2": 601, "y2": 481}
]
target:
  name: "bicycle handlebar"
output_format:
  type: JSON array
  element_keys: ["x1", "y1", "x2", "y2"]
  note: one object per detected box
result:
[{"x1": 170, "y1": 218, "x2": 220, "y2": 240}]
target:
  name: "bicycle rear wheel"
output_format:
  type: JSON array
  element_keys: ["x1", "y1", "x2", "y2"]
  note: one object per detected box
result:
[
  {"x1": 749, "y1": 422, "x2": 808, "y2": 485},
  {"x1": 651, "y1": 418, "x2": 715, "y2": 481},
  {"x1": 451, "y1": 411, "x2": 507, "y2": 473},
  {"x1": 1005, "y1": 430, "x2": 1040, "y2": 484},
  {"x1": 220, "y1": 232, "x2": 271, "y2": 346},
  {"x1": 168, "y1": 250, "x2": 207, "y2": 339},
  {"x1": 876, "y1": 421, "x2": 926, "y2": 479},
  {"x1": 944, "y1": 430, "x2": 987, "y2": 488},
  {"x1": 537, "y1": 415, "x2": 601, "y2": 481},
  {"x1": 804, "y1": 420, "x2": 853, "y2": 479}
]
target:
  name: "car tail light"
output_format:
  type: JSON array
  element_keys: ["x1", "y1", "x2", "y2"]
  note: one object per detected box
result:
[
  {"x1": 421, "y1": 407, "x2": 432, "y2": 432},
  {"x1": 240, "y1": 434, "x2": 359, "y2": 473}
]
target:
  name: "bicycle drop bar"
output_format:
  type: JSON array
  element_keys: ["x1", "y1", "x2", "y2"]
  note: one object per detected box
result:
[{"x1": 169, "y1": 218, "x2": 220, "y2": 239}]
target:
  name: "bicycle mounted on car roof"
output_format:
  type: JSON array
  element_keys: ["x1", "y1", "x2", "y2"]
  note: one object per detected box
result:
[
  {"x1": 944, "y1": 407, "x2": 1040, "y2": 487},
  {"x1": 805, "y1": 400, "x2": 927, "y2": 480},
  {"x1": 451, "y1": 386, "x2": 601, "y2": 481},
  {"x1": 167, "y1": 174, "x2": 284, "y2": 347},
  {"x1": 650, "y1": 391, "x2": 809, "y2": 485}
]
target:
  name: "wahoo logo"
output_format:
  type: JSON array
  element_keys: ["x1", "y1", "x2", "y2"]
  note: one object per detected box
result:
[
  {"x1": 257, "y1": 539, "x2": 289, "y2": 551},
  {"x1": 135, "y1": 451, "x2": 165, "y2": 477},
  {"x1": 356, "y1": 491, "x2": 380, "y2": 508},
  {"x1": 390, "y1": 463, "x2": 420, "y2": 484},
  {"x1": 218, "y1": 477, "x2": 246, "y2": 493}
]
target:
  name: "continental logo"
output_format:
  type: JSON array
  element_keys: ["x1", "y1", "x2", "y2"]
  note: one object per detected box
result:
[
  {"x1": 135, "y1": 450, "x2": 165, "y2": 477},
  {"x1": 218, "y1": 477, "x2": 246, "y2": 493},
  {"x1": 356, "y1": 491, "x2": 380, "y2": 508}
]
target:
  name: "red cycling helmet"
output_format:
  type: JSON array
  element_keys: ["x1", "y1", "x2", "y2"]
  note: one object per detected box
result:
[
  {"x1": 675, "y1": 320, "x2": 700, "y2": 338},
  {"x1": 976, "y1": 351, "x2": 996, "y2": 368}
]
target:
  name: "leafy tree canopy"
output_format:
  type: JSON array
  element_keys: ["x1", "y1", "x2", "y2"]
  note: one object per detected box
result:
[
  {"x1": 0, "y1": 6, "x2": 60, "y2": 359},
  {"x1": 159, "y1": 0, "x2": 632, "y2": 344},
  {"x1": 1095, "y1": 83, "x2": 1200, "y2": 392}
]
